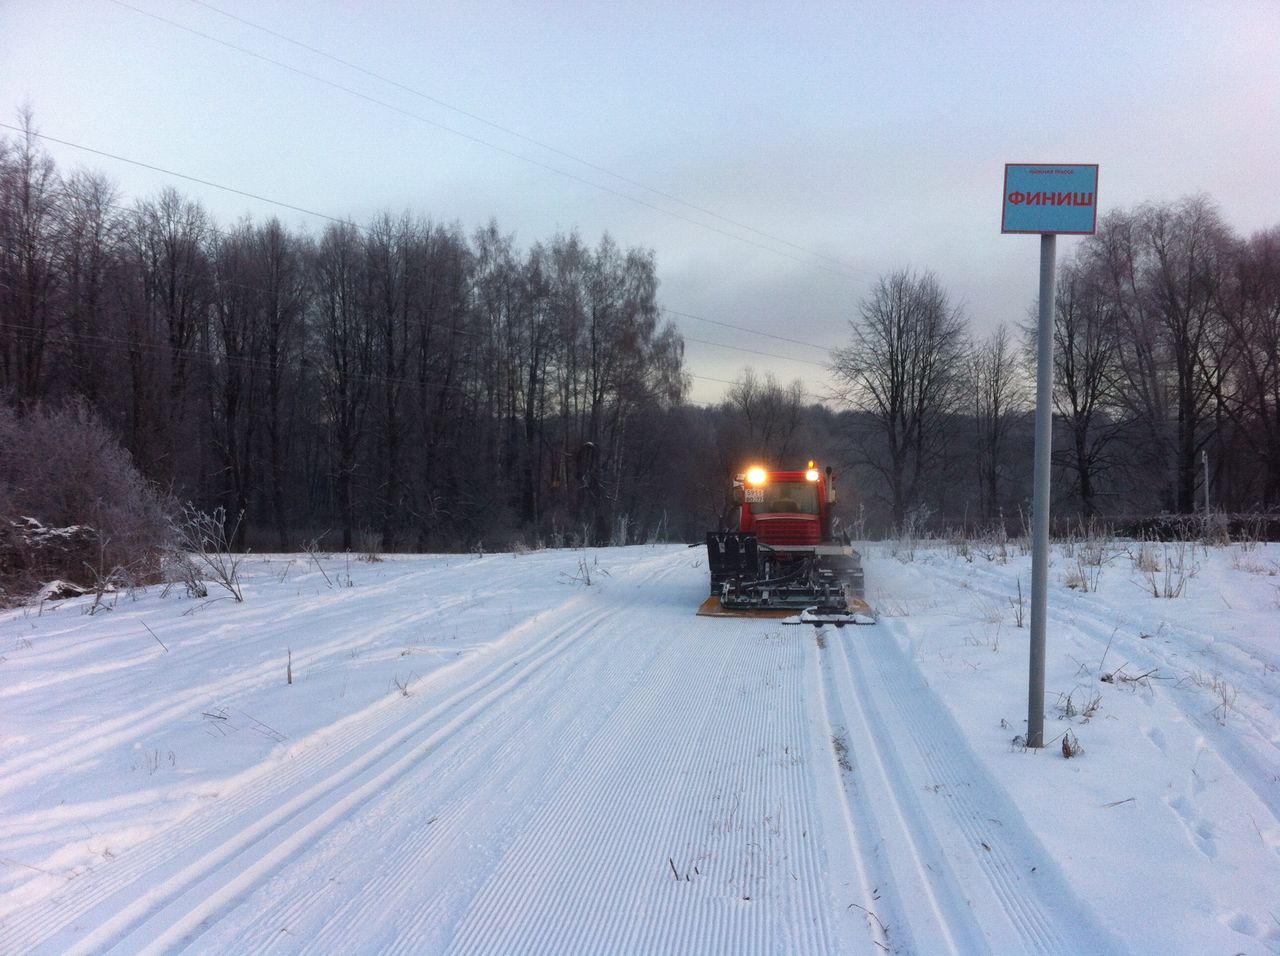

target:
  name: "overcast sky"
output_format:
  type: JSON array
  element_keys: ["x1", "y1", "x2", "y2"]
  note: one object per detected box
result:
[{"x1": 4, "y1": 0, "x2": 1278, "y2": 404}]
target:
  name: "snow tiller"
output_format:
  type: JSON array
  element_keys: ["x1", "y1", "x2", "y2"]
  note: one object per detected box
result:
[{"x1": 697, "y1": 462, "x2": 874, "y2": 626}]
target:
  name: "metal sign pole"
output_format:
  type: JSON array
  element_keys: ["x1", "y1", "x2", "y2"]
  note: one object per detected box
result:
[
  {"x1": 1003, "y1": 163, "x2": 1096, "y2": 750},
  {"x1": 1027, "y1": 232, "x2": 1056, "y2": 749}
]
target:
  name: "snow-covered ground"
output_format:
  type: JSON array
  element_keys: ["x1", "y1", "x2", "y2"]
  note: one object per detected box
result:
[{"x1": 0, "y1": 538, "x2": 1277, "y2": 954}]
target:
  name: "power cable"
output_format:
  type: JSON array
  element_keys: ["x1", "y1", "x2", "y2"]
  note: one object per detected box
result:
[
  {"x1": 61, "y1": 200, "x2": 836, "y2": 369},
  {"x1": 1, "y1": 311, "x2": 710, "y2": 406},
  {"x1": 181, "y1": 0, "x2": 872, "y2": 280},
  {"x1": 660, "y1": 307, "x2": 833, "y2": 353},
  {"x1": 681, "y1": 335, "x2": 827, "y2": 369},
  {"x1": 3, "y1": 307, "x2": 821, "y2": 406},
  {"x1": 1, "y1": 129, "x2": 845, "y2": 362},
  {"x1": 105, "y1": 0, "x2": 870, "y2": 282},
  {"x1": 0, "y1": 122, "x2": 352, "y2": 228}
]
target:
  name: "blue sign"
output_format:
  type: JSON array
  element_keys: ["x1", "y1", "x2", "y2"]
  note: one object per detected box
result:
[{"x1": 1001, "y1": 164, "x2": 1098, "y2": 235}]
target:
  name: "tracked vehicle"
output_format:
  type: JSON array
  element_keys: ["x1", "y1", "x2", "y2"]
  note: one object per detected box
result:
[{"x1": 698, "y1": 462, "x2": 872, "y2": 625}]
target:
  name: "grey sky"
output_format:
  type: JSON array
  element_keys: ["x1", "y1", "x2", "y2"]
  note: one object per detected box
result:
[{"x1": 4, "y1": 0, "x2": 1278, "y2": 404}]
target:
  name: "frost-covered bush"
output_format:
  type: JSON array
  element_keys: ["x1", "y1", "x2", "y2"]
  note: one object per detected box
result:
[{"x1": 0, "y1": 401, "x2": 173, "y2": 598}]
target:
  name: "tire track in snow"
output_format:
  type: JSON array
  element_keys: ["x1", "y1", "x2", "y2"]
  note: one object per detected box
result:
[
  {"x1": 830, "y1": 623, "x2": 1125, "y2": 955},
  {"x1": 7, "y1": 593, "x2": 622, "y2": 952},
  {"x1": 0, "y1": 555, "x2": 451, "y2": 683},
  {"x1": 0, "y1": 554, "x2": 561, "y2": 802},
  {"x1": 228, "y1": 563, "x2": 692, "y2": 954},
  {"x1": 0, "y1": 553, "x2": 682, "y2": 954},
  {"x1": 0, "y1": 594, "x2": 473, "y2": 801},
  {"x1": 0, "y1": 553, "x2": 517, "y2": 710},
  {"x1": 165, "y1": 553, "x2": 691, "y2": 956}
]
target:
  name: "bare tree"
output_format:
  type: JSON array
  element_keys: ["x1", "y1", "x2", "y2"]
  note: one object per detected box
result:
[
  {"x1": 58, "y1": 169, "x2": 121, "y2": 406},
  {"x1": 366, "y1": 212, "x2": 414, "y2": 551},
  {"x1": 209, "y1": 220, "x2": 263, "y2": 547},
  {"x1": 1145, "y1": 196, "x2": 1232, "y2": 513},
  {"x1": 253, "y1": 219, "x2": 307, "y2": 549},
  {"x1": 313, "y1": 221, "x2": 373, "y2": 551},
  {"x1": 517, "y1": 241, "x2": 555, "y2": 527},
  {"x1": 0, "y1": 107, "x2": 62, "y2": 406},
  {"x1": 724, "y1": 369, "x2": 807, "y2": 466},
  {"x1": 121, "y1": 187, "x2": 211, "y2": 484},
  {"x1": 406, "y1": 222, "x2": 471, "y2": 549},
  {"x1": 1095, "y1": 200, "x2": 1231, "y2": 512},
  {"x1": 470, "y1": 220, "x2": 527, "y2": 537},
  {"x1": 1213, "y1": 226, "x2": 1280, "y2": 506},
  {"x1": 831, "y1": 269, "x2": 970, "y2": 528},
  {"x1": 970, "y1": 323, "x2": 1026, "y2": 522},
  {"x1": 1092, "y1": 208, "x2": 1174, "y2": 509},
  {"x1": 1043, "y1": 257, "x2": 1126, "y2": 517}
]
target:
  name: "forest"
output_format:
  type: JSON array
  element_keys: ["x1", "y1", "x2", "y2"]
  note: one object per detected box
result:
[{"x1": 2, "y1": 119, "x2": 1279, "y2": 567}]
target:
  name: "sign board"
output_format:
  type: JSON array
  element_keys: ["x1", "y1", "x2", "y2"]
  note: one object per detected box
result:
[{"x1": 1001, "y1": 164, "x2": 1098, "y2": 235}]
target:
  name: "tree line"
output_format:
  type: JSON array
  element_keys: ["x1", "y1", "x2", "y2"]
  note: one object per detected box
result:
[
  {"x1": 0, "y1": 119, "x2": 687, "y2": 551},
  {"x1": 830, "y1": 197, "x2": 1279, "y2": 531},
  {"x1": 1050, "y1": 198, "x2": 1280, "y2": 518},
  {"x1": 3, "y1": 116, "x2": 1277, "y2": 556}
]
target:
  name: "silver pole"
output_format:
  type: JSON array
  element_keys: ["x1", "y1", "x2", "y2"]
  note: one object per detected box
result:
[{"x1": 1028, "y1": 233, "x2": 1056, "y2": 749}]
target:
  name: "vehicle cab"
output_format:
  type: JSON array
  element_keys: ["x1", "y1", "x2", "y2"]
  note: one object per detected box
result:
[{"x1": 733, "y1": 461, "x2": 835, "y2": 546}]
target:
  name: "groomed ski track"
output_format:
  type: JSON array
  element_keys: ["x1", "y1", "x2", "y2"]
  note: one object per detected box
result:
[{"x1": 1, "y1": 546, "x2": 1120, "y2": 954}]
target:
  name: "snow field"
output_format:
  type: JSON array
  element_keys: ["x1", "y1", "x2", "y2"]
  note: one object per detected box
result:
[
  {"x1": 870, "y1": 540, "x2": 1280, "y2": 954},
  {"x1": 0, "y1": 540, "x2": 1277, "y2": 954}
]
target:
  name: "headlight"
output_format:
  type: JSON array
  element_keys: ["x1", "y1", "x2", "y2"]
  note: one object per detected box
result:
[
  {"x1": 805, "y1": 468, "x2": 820, "y2": 482},
  {"x1": 746, "y1": 466, "x2": 767, "y2": 485}
]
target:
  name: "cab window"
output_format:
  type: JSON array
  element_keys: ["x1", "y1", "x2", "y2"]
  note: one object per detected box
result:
[{"x1": 745, "y1": 481, "x2": 819, "y2": 515}]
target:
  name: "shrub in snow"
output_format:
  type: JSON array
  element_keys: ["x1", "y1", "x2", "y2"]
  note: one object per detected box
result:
[
  {"x1": 171, "y1": 504, "x2": 244, "y2": 601},
  {"x1": 0, "y1": 401, "x2": 173, "y2": 600}
]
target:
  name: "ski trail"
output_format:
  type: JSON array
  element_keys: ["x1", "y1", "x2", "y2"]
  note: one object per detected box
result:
[
  {"x1": 814, "y1": 625, "x2": 977, "y2": 954},
  {"x1": 231, "y1": 565, "x2": 693, "y2": 954},
  {"x1": 444, "y1": 622, "x2": 840, "y2": 955},
  {"x1": 0, "y1": 578, "x2": 496, "y2": 795},
  {"x1": 833, "y1": 622, "x2": 1126, "y2": 955},
  {"x1": 0, "y1": 554, "x2": 682, "y2": 954}
]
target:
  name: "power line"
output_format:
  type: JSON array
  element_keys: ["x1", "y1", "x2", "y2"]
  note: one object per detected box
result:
[
  {"x1": 106, "y1": 0, "x2": 871, "y2": 282},
  {"x1": 684, "y1": 370, "x2": 826, "y2": 404},
  {"x1": 0, "y1": 122, "x2": 353, "y2": 228},
  {"x1": 660, "y1": 307, "x2": 833, "y2": 353},
  {"x1": 66, "y1": 202, "x2": 831, "y2": 370},
  {"x1": 2, "y1": 295, "x2": 824, "y2": 406},
  {"x1": 682, "y1": 335, "x2": 828, "y2": 369},
  {"x1": 2, "y1": 312, "x2": 704, "y2": 408},
  {"x1": 2, "y1": 124, "x2": 846, "y2": 368},
  {"x1": 181, "y1": 0, "x2": 872, "y2": 281}
]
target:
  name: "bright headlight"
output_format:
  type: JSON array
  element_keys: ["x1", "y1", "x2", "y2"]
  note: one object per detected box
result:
[{"x1": 746, "y1": 466, "x2": 767, "y2": 486}]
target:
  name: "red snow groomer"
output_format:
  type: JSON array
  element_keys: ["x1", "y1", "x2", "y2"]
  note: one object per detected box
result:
[{"x1": 698, "y1": 461, "x2": 872, "y2": 626}]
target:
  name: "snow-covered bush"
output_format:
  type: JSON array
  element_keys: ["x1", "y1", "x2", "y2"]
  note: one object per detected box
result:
[{"x1": 0, "y1": 401, "x2": 173, "y2": 600}]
